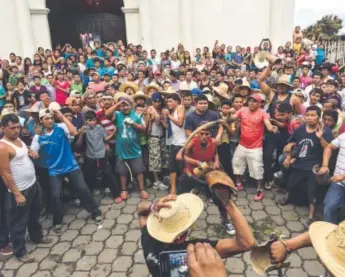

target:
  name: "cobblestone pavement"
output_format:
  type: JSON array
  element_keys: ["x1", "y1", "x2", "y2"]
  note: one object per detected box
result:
[{"x1": 0, "y1": 186, "x2": 326, "y2": 277}]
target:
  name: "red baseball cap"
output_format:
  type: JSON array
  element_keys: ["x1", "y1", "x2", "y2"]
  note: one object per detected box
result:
[{"x1": 248, "y1": 94, "x2": 262, "y2": 102}]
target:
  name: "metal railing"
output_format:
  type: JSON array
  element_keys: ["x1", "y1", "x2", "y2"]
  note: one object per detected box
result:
[{"x1": 324, "y1": 39, "x2": 345, "y2": 63}]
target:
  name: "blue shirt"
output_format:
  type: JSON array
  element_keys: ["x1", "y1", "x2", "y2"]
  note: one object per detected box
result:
[
  {"x1": 0, "y1": 85, "x2": 5, "y2": 107},
  {"x1": 104, "y1": 66, "x2": 115, "y2": 77},
  {"x1": 114, "y1": 110, "x2": 143, "y2": 160},
  {"x1": 86, "y1": 59, "x2": 95, "y2": 69},
  {"x1": 95, "y1": 48, "x2": 104, "y2": 57},
  {"x1": 232, "y1": 53, "x2": 243, "y2": 64},
  {"x1": 35, "y1": 125, "x2": 79, "y2": 176}
]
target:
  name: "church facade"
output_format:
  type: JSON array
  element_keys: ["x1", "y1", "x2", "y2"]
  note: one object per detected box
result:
[{"x1": 0, "y1": 0, "x2": 295, "y2": 58}]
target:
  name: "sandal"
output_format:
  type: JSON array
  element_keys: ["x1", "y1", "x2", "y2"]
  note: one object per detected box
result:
[
  {"x1": 120, "y1": 191, "x2": 129, "y2": 200},
  {"x1": 114, "y1": 197, "x2": 123, "y2": 204},
  {"x1": 140, "y1": 189, "x2": 149, "y2": 200}
]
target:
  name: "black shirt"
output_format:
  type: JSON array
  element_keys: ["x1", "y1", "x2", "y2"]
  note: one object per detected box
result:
[
  {"x1": 184, "y1": 110, "x2": 220, "y2": 137},
  {"x1": 12, "y1": 90, "x2": 30, "y2": 110},
  {"x1": 141, "y1": 226, "x2": 218, "y2": 277}
]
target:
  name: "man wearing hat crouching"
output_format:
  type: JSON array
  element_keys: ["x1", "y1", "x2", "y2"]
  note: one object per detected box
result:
[{"x1": 137, "y1": 193, "x2": 256, "y2": 277}]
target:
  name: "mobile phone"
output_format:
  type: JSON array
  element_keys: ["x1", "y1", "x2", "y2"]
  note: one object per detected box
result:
[{"x1": 159, "y1": 250, "x2": 188, "y2": 277}]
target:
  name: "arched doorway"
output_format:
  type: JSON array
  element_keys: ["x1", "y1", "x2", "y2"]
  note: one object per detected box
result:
[{"x1": 47, "y1": 0, "x2": 126, "y2": 48}]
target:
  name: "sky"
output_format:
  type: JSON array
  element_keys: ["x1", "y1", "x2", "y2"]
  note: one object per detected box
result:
[{"x1": 295, "y1": 0, "x2": 345, "y2": 31}]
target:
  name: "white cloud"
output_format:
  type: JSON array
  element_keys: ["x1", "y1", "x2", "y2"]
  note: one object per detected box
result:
[{"x1": 295, "y1": 0, "x2": 345, "y2": 31}]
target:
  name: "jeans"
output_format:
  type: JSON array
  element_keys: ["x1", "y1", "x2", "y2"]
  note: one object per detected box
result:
[
  {"x1": 83, "y1": 157, "x2": 121, "y2": 197},
  {"x1": 50, "y1": 169, "x2": 101, "y2": 225},
  {"x1": 9, "y1": 183, "x2": 43, "y2": 257},
  {"x1": 324, "y1": 183, "x2": 345, "y2": 224},
  {"x1": 35, "y1": 165, "x2": 50, "y2": 212},
  {"x1": 0, "y1": 183, "x2": 11, "y2": 249}
]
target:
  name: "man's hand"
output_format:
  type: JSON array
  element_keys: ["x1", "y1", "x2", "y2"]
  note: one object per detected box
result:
[
  {"x1": 270, "y1": 240, "x2": 288, "y2": 263},
  {"x1": 318, "y1": 166, "x2": 329, "y2": 175},
  {"x1": 213, "y1": 160, "x2": 220, "y2": 170},
  {"x1": 315, "y1": 123, "x2": 324, "y2": 139},
  {"x1": 154, "y1": 194, "x2": 177, "y2": 211},
  {"x1": 331, "y1": 175, "x2": 345, "y2": 183},
  {"x1": 283, "y1": 143, "x2": 296, "y2": 154},
  {"x1": 28, "y1": 150, "x2": 39, "y2": 159},
  {"x1": 282, "y1": 156, "x2": 291, "y2": 168},
  {"x1": 123, "y1": 118, "x2": 134, "y2": 125},
  {"x1": 271, "y1": 126, "x2": 278, "y2": 134},
  {"x1": 15, "y1": 193, "x2": 26, "y2": 207},
  {"x1": 53, "y1": 110, "x2": 64, "y2": 121},
  {"x1": 188, "y1": 243, "x2": 226, "y2": 277}
]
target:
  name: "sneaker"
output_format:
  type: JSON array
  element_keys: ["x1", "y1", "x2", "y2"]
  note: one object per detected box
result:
[
  {"x1": 254, "y1": 190, "x2": 264, "y2": 201},
  {"x1": 264, "y1": 181, "x2": 274, "y2": 190},
  {"x1": 93, "y1": 189, "x2": 101, "y2": 196},
  {"x1": 153, "y1": 181, "x2": 169, "y2": 191},
  {"x1": 0, "y1": 245, "x2": 13, "y2": 256},
  {"x1": 153, "y1": 181, "x2": 160, "y2": 190},
  {"x1": 53, "y1": 224, "x2": 63, "y2": 234},
  {"x1": 224, "y1": 223, "x2": 236, "y2": 236},
  {"x1": 104, "y1": 188, "x2": 111, "y2": 194},
  {"x1": 274, "y1": 171, "x2": 284, "y2": 179},
  {"x1": 17, "y1": 253, "x2": 35, "y2": 263},
  {"x1": 73, "y1": 199, "x2": 81, "y2": 207},
  {"x1": 34, "y1": 237, "x2": 52, "y2": 245},
  {"x1": 94, "y1": 215, "x2": 102, "y2": 225},
  {"x1": 236, "y1": 183, "x2": 244, "y2": 191}
]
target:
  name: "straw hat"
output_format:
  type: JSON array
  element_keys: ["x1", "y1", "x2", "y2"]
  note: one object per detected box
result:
[
  {"x1": 48, "y1": 102, "x2": 61, "y2": 112},
  {"x1": 205, "y1": 170, "x2": 237, "y2": 195},
  {"x1": 143, "y1": 83, "x2": 161, "y2": 95},
  {"x1": 309, "y1": 221, "x2": 345, "y2": 277},
  {"x1": 119, "y1": 81, "x2": 139, "y2": 93},
  {"x1": 23, "y1": 103, "x2": 40, "y2": 114},
  {"x1": 276, "y1": 75, "x2": 293, "y2": 88},
  {"x1": 239, "y1": 81, "x2": 252, "y2": 91},
  {"x1": 205, "y1": 93, "x2": 217, "y2": 110},
  {"x1": 160, "y1": 87, "x2": 177, "y2": 96},
  {"x1": 114, "y1": 92, "x2": 131, "y2": 103},
  {"x1": 213, "y1": 83, "x2": 230, "y2": 99},
  {"x1": 132, "y1": 91, "x2": 148, "y2": 101},
  {"x1": 147, "y1": 193, "x2": 204, "y2": 243}
]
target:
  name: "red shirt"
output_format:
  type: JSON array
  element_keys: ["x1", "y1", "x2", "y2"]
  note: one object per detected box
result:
[
  {"x1": 236, "y1": 107, "x2": 269, "y2": 149},
  {"x1": 55, "y1": 80, "x2": 70, "y2": 105}
]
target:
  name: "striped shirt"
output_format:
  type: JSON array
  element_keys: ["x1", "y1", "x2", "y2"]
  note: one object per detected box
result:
[{"x1": 331, "y1": 133, "x2": 345, "y2": 186}]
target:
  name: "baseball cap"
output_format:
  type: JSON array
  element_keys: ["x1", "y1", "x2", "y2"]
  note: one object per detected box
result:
[
  {"x1": 39, "y1": 108, "x2": 53, "y2": 119},
  {"x1": 248, "y1": 94, "x2": 262, "y2": 102},
  {"x1": 70, "y1": 90, "x2": 82, "y2": 97}
]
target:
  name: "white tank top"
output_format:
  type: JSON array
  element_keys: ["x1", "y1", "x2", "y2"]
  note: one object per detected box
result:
[
  {"x1": 171, "y1": 109, "x2": 187, "y2": 146},
  {"x1": 0, "y1": 139, "x2": 36, "y2": 191}
]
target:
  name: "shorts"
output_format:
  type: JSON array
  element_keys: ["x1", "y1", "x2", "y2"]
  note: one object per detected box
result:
[
  {"x1": 287, "y1": 169, "x2": 317, "y2": 205},
  {"x1": 232, "y1": 144, "x2": 263, "y2": 180},
  {"x1": 115, "y1": 157, "x2": 146, "y2": 176},
  {"x1": 169, "y1": 145, "x2": 183, "y2": 173},
  {"x1": 148, "y1": 136, "x2": 168, "y2": 172}
]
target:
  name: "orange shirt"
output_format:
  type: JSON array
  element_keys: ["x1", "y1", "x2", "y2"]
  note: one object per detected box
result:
[{"x1": 235, "y1": 107, "x2": 269, "y2": 149}]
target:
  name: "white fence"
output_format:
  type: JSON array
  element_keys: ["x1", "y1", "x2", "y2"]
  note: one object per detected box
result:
[{"x1": 324, "y1": 39, "x2": 345, "y2": 63}]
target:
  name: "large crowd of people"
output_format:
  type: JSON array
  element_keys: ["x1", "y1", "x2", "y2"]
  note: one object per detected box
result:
[{"x1": 0, "y1": 26, "x2": 344, "y2": 276}]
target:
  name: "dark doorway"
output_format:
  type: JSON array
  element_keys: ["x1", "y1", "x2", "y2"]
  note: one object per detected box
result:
[{"x1": 47, "y1": 0, "x2": 126, "y2": 48}]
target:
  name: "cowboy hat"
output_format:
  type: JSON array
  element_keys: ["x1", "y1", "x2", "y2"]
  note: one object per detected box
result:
[
  {"x1": 132, "y1": 91, "x2": 148, "y2": 101},
  {"x1": 213, "y1": 83, "x2": 230, "y2": 99},
  {"x1": 23, "y1": 103, "x2": 40, "y2": 114},
  {"x1": 146, "y1": 193, "x2": 204, "y2": 243},
  {"x1": 143, "y1": 83, "x2": 161, "y2": 95},
  {"x1": 309, "y1": 221, "x2": 345, "y2": 277},
  {"x1": 119, "y1": 81, "x2": 139, "y2": 93},
  {"x1": 276, "y1": 75, "x2": 293, "y2": 88},
  {"x1": 114, "y1": 92, "x2": 132, "y2": 103},
  {"x1": 239, "y1": 80, "x2": 252, "y2": 91},
  {"x1": 160, "y1": 87, "x2": 177, "y2": 96}
]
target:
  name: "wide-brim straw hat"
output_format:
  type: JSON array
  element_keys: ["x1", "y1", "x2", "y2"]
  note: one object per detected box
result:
[
  {"x1": 23, "y1": 103, "x2": 40, "y2": 114},
  {"x1": 119, "y1": 81, "x2": 139, "y2": 93},
  {"x1": 239, "y1": 81, "x2": 252, "y2": 91},
  {"x1": 213, "y1": 83, "x2": 230, "y2": 99},
  {"x1": 132, "y1": 91, "x2": 148, "y2": 101},
  {"x1": 147, "y1": 193, "x2": 203, "y2": 243},
  {"x1": 114, "y1": 92, "x2": 132, "y2": 103},
  {"x1": 275, "y1": 74, "x2": 293, "y2": 88},
  {"x1": 160, "y1": 87, "x2": 177, "y2": 96},
  {"x1": 144, "y1": 83, "x2": 161, "y2": 95},
  {"x1": 309, "y1": 221, "x2": 345, "y2": 277}
]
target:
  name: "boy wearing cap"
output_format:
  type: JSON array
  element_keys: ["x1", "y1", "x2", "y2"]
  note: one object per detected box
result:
[
  {"x1": 31, "y1": 109, "x2": 102, "y2": 234},
  {"x1": 231, "y1": 94, "x2": 278, "y2": 201}
]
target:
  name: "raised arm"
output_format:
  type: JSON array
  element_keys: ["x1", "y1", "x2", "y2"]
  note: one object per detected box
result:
[{"x1": 258, "y1": 67, "x2": 274, "y2": 102}]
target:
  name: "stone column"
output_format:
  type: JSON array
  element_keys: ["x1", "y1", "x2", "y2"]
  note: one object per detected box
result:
[
  {"x1": 138, "y1": 0, "x2": 152, "y2": 50},
  {"x1": 29, "y1": 0, "x2": 52, "y2": 51},
  {"x1": 122, "y1": 0, "x2": 140, "y2": 45},
  {"x1": 179, "y1": 0, "x2": 193, "y2": 52},
  {"x1": 15, "y1": 0, "x2": 36, "y2": 58}
]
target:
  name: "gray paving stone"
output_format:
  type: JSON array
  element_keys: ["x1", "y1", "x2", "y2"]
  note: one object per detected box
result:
[
  {"x1": 31, "y1": 271, "x2": 52, "y2": 277},
  {"x1": 84, "y1": 241, "x2": 104, "y2": 255},
  {"x1": 207, "y1": 205, "x2": 220, "y2": 215},
  {"x1": 105, "y1": 209, "x2": 121, "y2": 219},
  {"x1": 90, "y1": 264, "x2": 112, "y2": 277},
  {"x1": 81, "y1": 224, "x2": 98, "y2": 235},
  {"x1": 265, "y1": 206, "x2": 281, "y2": 215},
  {"x1": 102, "y1": 219, "x2": 116, "y2": 229},
  {"x1": 280, "y1": 204, "x2": 295, "y2": 211},
  {"x1": 206, "y1": 215, "x2": 222, "y2": 224},
  {"x1": 286, "y1": 221, "x2": 305, "y2": 232},
  {"x1": 76, "y1": 209, "x2": 90, "y2": 219},
  {"x1": 108, "y1": 273, "x2": 127, "y2": 277},
  {"x1": 111, "y1": 201, "x2": 126, "y2": 209},
  {"x1": 72, "y1": 235, "x2": 92, "y2": 247},
  {"x1": 1, "y1": 270, "x2": 14, "y2": 277},
  {"x1": 69, "y1": 272, "x2": 89, "y2": 277},
  {"x1": 120, "y1": 242, "x2": 138, "y2": 255},
  {"x1": 93, "y1": 229, "x2": 111, "y2": 241},
  {"x1": 303, "y1": 260, "x2": 326, "y2": 276},
  {"x1": 63, "y1": 214, "x2": 76, "y2": 224},
  {"x1": 297, "y1": 246, "x2": 317, "y2": 260},
  {"x1": 128, "y1": 264, "x2": 149, "y2": 277},
  {"x1": 235, "y1": 198, "x2": 249, "y2": 205},
  {"x1": 39, "y1": 257, "x2": 57, "y2": 271},
  {"x1": 198, "y1": 211, "x2": 207, "y2": 219},
  {"x1": 270, "y1": 215, "x2": 285, "y2": 225},
  {"x1": 69, "y1": 219, "x2": 87, "y2": 229},
  {"x1": 16, "y1": 262, "x2": 38, "y2": 277},
  {"x1": 123, "y1": 205, "x2": 137, "y2": 214},
  {"x1": 62, "y1": 248, "x2": 82, "y2": 262},
  {"x1": 112, "y1": 224, "x2": 129, "y2": 235},
  {"x1": 50, "y1": 242, "x2": 71, "y2": 255},
  {"x1": 125, "y1": 230, "x2": 141, "y2": 242},
  {"x1": 52, "y1": 263, "x2": 75, "y2": 277},
  {"x1": 37, "y1": 236, "x2": 58, "y2": 248},
  {"x1": 245, "y1": 267, "x2": 263, "y2": 277},
  {"x1": 112, "y1": 256, "x2": 133, "y2": 272},
  {"x1": 249, "y1": 201, "x2": 264, "y2": 210},
  {"x1": 286, "y1": 268, "x2": 308, "y2": 277},
  {"x1": 189, "y1": 231, "x2": 207, "y2": 239},
  {"x1": 262, "y1": 198, "x2": 276, "y2": 206},
  {"x1": 134, "y1": 250, "x2": 146, "y2": 264},
  {"x1": 192, "y1": 220, "x2": 207, "y2": 230},
  {"x1": 225, "y1": 257, "x2": 245, "y2": 274},
  {"x1": 105, "y1": 235, "x2": 124, "y2": 248},
  {"x1": 252, "y1": 210, "x2": 268, "y2": 221},
  {"x1": 76, "y1": 255, "x2": 97, "y2": 271},
  {"x1": 126, "y1": 197, "x2": 141, "y2": 205},
  {"x1": 30, "y1": 248, "x2": 50, "y2": 261},
  {"x1": 288, "y1": 252, "x2": 302, "y2": 267},
  {"x1": 295, "y1": 206, "x2": 310, "y2": 216},
  {"x1": 239, "y1": 206, "x2": 251, "y2": 215},
  {"x1": 98, "y1": 248, "x2": 117, "y2": 263},
  {"x1": 282, "y1": 211, "x2": 299, "y2": 221},
  {"x1": 117, "y1": 214, "x2": 134, "y2": 224},
  {"x1": 60, "y1": 230, "x2": 79, "y2": 241},
  {"x1": 129, "y1": 219, "x2": 140, "y2": 229},
  {"x1": 101, "y1": 198, "x2": 115, "y2": 205}
]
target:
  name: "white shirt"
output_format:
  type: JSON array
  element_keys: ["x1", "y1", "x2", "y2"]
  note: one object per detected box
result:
[
  {"x1": 331, "y1": 133, "x2": 345, "y2": 186},
  {"x1": 179, "y1": 80, "x2": 198, "y2": 91}
]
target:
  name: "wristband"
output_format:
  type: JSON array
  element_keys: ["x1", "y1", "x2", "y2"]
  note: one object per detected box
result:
[
  {"x1": 150, "y1": 203, "x2": 156, "y2": 212},
  {"x1": 279, "y1": 240, "x2": 292, "y2": 257}
]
